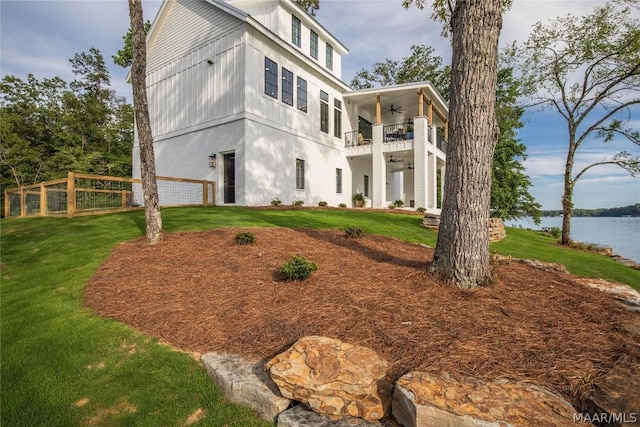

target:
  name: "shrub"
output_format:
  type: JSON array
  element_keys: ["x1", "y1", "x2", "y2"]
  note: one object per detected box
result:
[
  {"x1": 416, "y1": 207, "x2": 426, "y2": 212},
  {"x1": 549, "y1": 226, "x2": 561, "y2": 238},
  {"x1": 279, "y1": 255, "x2": 318, "y2": 281},
  {"x1": 388, "y1": 203, "x2": 396, "y2": 209},
  {"x1": 344, "y1": 225, "x2": 363, "y2": 239},
  {"x1": 318, "y1": 201, "x2": 328, "y2": 207},
  {"x1": 271, "y1": 198, "x2": 282, "y2": 206},
  {"x1": 234, "y1": 231, "x2": 255, "y2": 245},
  {"x1": 338, "y1": 203, "x2": 347, "y2": 208},
  {"x1": 352, "y1": 192, "x2": 365, "y2": 207},
  {"x1": 293, "y1": 200, "x2": 304, "y2": 206},
  {"x1": 393, "y1": 199, "x2": 404, "y2": 208}
]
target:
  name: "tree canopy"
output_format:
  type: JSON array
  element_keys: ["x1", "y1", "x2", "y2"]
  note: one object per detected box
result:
[
  {"x1": 1, "y1": 48, "x2": 133, "y2": 195},
  {"x1": 509, "y1": 0, "x2": 640, "y2": 244},
  {"x1": 295, "y1": 0, "x2": 319, "y2": 16}
]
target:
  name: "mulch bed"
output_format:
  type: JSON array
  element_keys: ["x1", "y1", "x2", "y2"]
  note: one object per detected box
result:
[{"x1": 84, "y1": 227, "x2": 638, "y2": 410}]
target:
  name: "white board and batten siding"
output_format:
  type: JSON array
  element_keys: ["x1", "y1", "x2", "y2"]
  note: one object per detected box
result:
[{"x1": 146, "y1": 0, "x2": 246, "y2": 139}]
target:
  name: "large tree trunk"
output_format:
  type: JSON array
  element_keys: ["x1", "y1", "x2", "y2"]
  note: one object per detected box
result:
[
  {"x1": 128, "y1": 0, "x2": 163, "y2": 244},
  {"x1": 431, "y1": 0, "x2": 503, "y2": 289}
]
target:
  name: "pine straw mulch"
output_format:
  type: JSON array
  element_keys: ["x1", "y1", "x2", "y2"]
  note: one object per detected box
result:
[{"x1": 84, "y1": 227, "x2": 639, "y2": 410}]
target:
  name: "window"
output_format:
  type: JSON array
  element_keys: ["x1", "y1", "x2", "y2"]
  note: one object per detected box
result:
[
  {"x1": 364, "y1": 175, "x2": 369, "y2": 197},
  {"x1": 265, "y1": 57, "x2": 278, "y2": 98},
  {"x1": 282, "y1": 68, "x2": 293, "y2": 106},
  {"x1": 296, "y1": 159, "x2": 305, "y2": 190},
  {"x1": 336, "y1": 168, "x2": 342, "y2": 193},
  {"x1": 326, "y1": 43, "x2": 333, "y2": 70},
  {"x1": 310, "y1": 31, "x2": 318, "y2": 59},
  {"x1": 292, "y1": 15, "x2": 301, "y2": 47},
  {"x1": 333, "y1": 99, "x2": 342, "y2": 138},
  {"x1": 297, "y1": 77, "x2": 307, "y2": 112},
  {"x1": 320, "y1": 90, "x2": 329, "y2": 133}
]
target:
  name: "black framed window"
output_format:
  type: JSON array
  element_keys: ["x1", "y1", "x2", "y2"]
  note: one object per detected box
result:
[
  {"x1": 282, "y1": 68, "x2": 294, "y2": 106},
  {"x1": 297, "y1": 77, "x2": 307, "y2": 112},
  {"x1": 292, "y1": 15, "x2": 301, "y2": 47},
  {"x1": 333, "y1": 99, "x2": 342, "y2": 138},
  {"x1": 320, "y1": 90, "x2": 329, "y2": 133},
  {"x1": 296, "y1": 159, "x2": 305, "y2": 190},
  {"x1": 310, "y1": 31, "x2": 318, "y2": 59},
  {"x1": 364, "y1": 175, "x2": 370, "y2": 197},
  {"x1": 265, "y1": 57, "x2": 278, "y2": 98},
  {"x1": 326, "y1": 43, "x2": 333, "y2": 70},
  {"x1": 336, "y1": 168, "x2": 342, "y2": 193}
]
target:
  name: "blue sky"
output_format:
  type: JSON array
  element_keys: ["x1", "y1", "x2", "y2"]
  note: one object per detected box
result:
[{"x1": 1, "y1": 0, "x2": 638, "y2": 210}]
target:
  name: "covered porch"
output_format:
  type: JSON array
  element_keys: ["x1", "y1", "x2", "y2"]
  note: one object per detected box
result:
[{"x1": 343, "y1": 82, "x2": 448, "y2": 213}]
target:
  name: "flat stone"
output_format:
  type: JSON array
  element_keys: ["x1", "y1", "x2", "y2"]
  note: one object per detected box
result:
[
  {"x1": 201, "y1": 352, "x2": 290, "y2": 422},
  {"x1": 265, "y1": 336, "x2": 392, "y2": 421},
  {"x1": 586, "y1": 357, "x2": 640, "y2": 426},
  {"x1": 278, "y1": 405, "x2": 383, "y2": 427},
  {"x1": 572, "y1": 277, "x2": 640, "y2": 312},
  {"x1": 392, "y1": 371, "x2": 577, "y2": 427}
]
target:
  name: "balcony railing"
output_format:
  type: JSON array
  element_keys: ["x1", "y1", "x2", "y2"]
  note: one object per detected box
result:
[
  {"x1": 345, "y1": 130, "x2": 372, "y2": 147},
  {"x1": 436, "y1": 134, "x2": 447, "y2": 152},
  {"x1": 383, "y1": 123, "x2": 413, "y2": 143}
]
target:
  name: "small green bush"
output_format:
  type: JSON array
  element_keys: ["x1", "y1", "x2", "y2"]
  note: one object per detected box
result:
[
  {"x1": 318, "y1": 201, "x2": 328, "y2": 207},
  {"x1": 549, "y1": 226, "x2": 561, "y2": 238},
  {"x1": 293, "y1": 200, "x2": 304, "y2": 206},
  {"x1": 416, "y1": 207, "x2": 426, "y2": 212},
  {"x1": 234, "y1": 231, "x2": 255, "y2": 245},
  {"x1": 271, "y1": 198, "x2": 282, "y2": 206},
  {"x1": 279, "y1": 255, "x2": 318, "y2": 281},
  {"x1": 338, "y1": 203, "x2": 347, "y2": 208},
  {"x1": 393, "y1": 199, "x2": 404, "y2": 208},
  {"x1": 388, "y1": 203, "x2": 396, "y2": 209},
  {"x1": 344, "y1": 225, "x2": 363, "y2": 239}
]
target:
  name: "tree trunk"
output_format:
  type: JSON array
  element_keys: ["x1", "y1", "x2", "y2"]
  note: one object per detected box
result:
[
  {"x1": 128, "y1": 0, "x2": 163, "y2": 244},
  {"x1": 561, "y1": 147, "x2": 575, "y2": 245},
  {"x1": 431, "y1": 0, "x2": 503, "y2": 289}
]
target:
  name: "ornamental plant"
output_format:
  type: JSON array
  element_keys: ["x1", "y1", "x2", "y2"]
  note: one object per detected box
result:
[
  {"x1": 279, "y1": 255, "x2": 318, "y2": 281},
  {"x1": 234, "y1": 231, "x2": 255, "y2": 245}
]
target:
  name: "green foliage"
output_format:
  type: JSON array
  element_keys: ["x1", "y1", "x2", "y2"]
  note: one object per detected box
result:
[
  {"x1": 295, "y1": 0, "x2": 319, "y2": 16},
  {"x1": 549, "y1": 226, "x2": 561, "y2": 238},
  {"x1": 1, "y1": 49, "x2": 133, "y2": 210},
  {"x1": 388, "y1": 203, "x2": 397, "y2": 209},
  {"x1": 543, "y1": 204, "x2": 640, "y2": 218},
  {"x1": 112, "y1": 21, "x2": 152, "y2": 68},
  {"x1": 344, "y1": 225, "x2": 364, "y2": 239},
  {"x1": 393, "y1": 199, "x2": 405, "y2": 208},
  {"x1": 338, "y1": 203, "x2": 347, "y2": 208},
  {"x1": 293, "y1": 200, "x2": 304, "y2": 206},
  {"x1": 352, "y1": 192, "x2": 365, "y2": 202},
  {"x1": 270, "y1": 198, "x2": 282, "y2": 206},
  {"x1": 416, "y1": 207, "x2": 426, "y2": 212},
  {"x1": 278, "y1": 255, "x2": 318, "y2": 281},
  {"x1": 318, "y1": 201, "x2": 328, "y2": 207},
  {"x1": 234, "y1": 231, "x2": 255, "y2": 245}
]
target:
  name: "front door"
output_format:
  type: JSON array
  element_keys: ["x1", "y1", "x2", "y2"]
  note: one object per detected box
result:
[{"x1": 223, "y1": 152, "x2": 235, "y2": 204}]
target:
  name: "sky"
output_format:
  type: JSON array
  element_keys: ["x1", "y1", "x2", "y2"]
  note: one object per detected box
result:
[{"x1": 1, "y1": 0, "x2": 638, "y2": 210}]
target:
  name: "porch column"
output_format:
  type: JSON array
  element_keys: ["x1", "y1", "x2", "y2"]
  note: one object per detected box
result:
[
  {"x1": 428, "y1": 125, "x2": 438, "y2": 209},
  {"x1": 413, "y1": 116, "x2": 428, "y2": 210},
  {"x1": 371, "y1": 123, "x2": 385, "y2": 208}
]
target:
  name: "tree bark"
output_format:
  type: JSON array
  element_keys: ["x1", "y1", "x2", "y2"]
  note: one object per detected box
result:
[
  {"x1": 431, "y1": 0, "x2": 503, "y2": 289},
  {"x1": 128, "y1": 0, "x2": 163, "y2": 244}
]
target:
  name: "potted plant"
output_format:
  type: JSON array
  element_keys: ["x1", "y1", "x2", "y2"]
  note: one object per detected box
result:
[
  {"x1": 352, "y1": 192, "x2": 366, "y2": 208},
  {"x1": 406, "y1": 123, "x2": 414, "y2": 140}
]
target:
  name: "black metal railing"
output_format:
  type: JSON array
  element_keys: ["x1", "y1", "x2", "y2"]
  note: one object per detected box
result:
[{"x1": 383, "y1": 123, "x2": 414, "y2": 143}]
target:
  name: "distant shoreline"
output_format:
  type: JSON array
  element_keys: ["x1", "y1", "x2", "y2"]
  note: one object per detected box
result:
[{"x1": 542, "y1": 204, "x2": 639, "y2": 218}]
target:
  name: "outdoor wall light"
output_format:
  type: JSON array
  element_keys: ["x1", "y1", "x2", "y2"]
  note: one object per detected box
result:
[{"x1": 208, "y1": 153, "x2": 217, "y2": 168}]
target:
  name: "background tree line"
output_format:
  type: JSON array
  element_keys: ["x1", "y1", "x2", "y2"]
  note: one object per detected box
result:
[
  {"x1": 542, "y1": 204, "x2": 640, "y2": 217},
  {"x1": 0, "y1": 48, "x2": 133, "y2": 199}
]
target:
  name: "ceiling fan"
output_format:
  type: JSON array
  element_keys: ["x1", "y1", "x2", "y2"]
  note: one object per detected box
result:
[
  {"x1": 383, "y1": 104, "x2": 405, "y2": 115},
  {"x1": 406, "y1": 163, "x2": 414, "y2": 171},
  {"x1": 388, "y1": 155, "x2": 403, "y2": 163}
]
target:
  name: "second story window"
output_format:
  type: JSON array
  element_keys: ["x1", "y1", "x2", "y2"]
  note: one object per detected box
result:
[
  {"x1": 282, "y1": 68, "x2": 294, "y2": 106},
  {"x1": 297, "y1": 77, "x2": 307, "y2": 113},
  {"x1": 292, "y1": 15, "x2": 301, "y2": 47},
  {"x1": 265, "y1": 57, "x2": 278, "y2": 99},
  {"x1": 320, "y1": 90, "x2": 329, "y2": 134},
  {"x1": 310, "y1": 31, "x2": 318, "y2": 60},
  {"x1": 326, "y1": 43, "x2": 333, "y2": 70},
  {"x1": 333, "y1": 99, "x2": 342, "y2": 138}
]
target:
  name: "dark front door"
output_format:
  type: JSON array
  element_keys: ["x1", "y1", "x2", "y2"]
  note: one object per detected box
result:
[{"x1": 223, "y1": 152, "x2": 235, "y2": 204}]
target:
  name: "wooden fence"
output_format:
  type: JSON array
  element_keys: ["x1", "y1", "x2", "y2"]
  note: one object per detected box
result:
[{"x1": 4, "y1": 172, "x2": 216, "y2": 218}]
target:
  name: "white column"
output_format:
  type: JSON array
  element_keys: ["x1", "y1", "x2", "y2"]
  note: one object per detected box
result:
[
  {"x1": 413, "y1": 116, "x2": 428, "y2": 209},
  {"x1": 372, "y1": 124, "x2": 385, "y2": 208},
  {"x1": 428, "y1": 125, "x2": 438, "y2": 209}
]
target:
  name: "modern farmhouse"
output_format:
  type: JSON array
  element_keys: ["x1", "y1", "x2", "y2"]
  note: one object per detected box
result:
[{"x1": 132, "y1": 0, "x2": 448, "y2": 212}]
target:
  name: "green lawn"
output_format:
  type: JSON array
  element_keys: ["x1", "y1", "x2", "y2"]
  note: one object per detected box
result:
[{"x1": 2, "y1": 206, "x2": 638, "y2": 426}]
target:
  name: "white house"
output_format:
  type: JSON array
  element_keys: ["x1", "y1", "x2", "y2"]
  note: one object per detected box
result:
[{"x1": 131, "y1": 0, "x2": 448, "y2": 212}]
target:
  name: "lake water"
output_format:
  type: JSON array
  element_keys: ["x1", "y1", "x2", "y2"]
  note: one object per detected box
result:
[{"x1": 506, "y1": 217, "x2": 640, "y2": 263}]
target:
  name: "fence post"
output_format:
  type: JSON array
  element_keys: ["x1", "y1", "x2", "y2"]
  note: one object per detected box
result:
[
  {"x1": 4, "y1": 189, "x2": 9, "y2": 218},
  {"x1": 40, "y1": 182, "x2": 46, "y2": 216},
  {"x1": 202, "y1": 181, "x2": 208, "y2": 205},
  {"x1": 67, "y1": 172, "x2": 76, "y2": 218},
  {"x1": 20, "y1": 188, "x2": 26, "y2": 217}
]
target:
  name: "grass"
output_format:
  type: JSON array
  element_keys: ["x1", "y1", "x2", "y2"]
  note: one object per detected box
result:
[{"x1": 2, "y1": 206, "x2": 638, "y2": 426}]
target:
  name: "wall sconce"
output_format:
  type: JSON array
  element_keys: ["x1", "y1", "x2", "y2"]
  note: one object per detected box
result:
[{"x1": 208, "y1": 153, "x2": 217, "y2": 168}]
